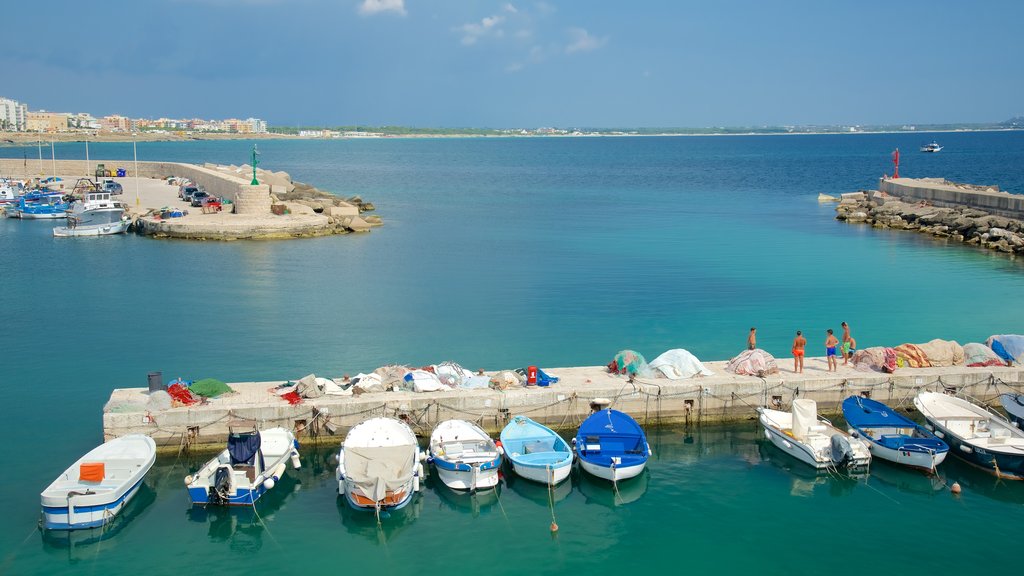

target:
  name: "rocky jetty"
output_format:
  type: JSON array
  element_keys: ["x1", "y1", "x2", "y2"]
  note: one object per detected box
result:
[{"x1": 836, "y1": 191, "x2": 1024, "y2": 255}]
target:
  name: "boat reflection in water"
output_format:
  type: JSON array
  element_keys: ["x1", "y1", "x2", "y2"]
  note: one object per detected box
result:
[
  {"x1": 41, "y1": 483, "x2": 157, "y2": 561},
  {"x1": 756, "y1": 441, "x2": 859, "y2": 498},
  {"x1": 505, "y1": 468, "x2": 573, "y2": 507},
  {"x1": 430, "y1": 475, "x2": 503, "y2": 518},
  {"x1": 337, "y1": 491, "x2": 422, "y2": 545},
  {"x1": 575, "y1": 467, "x2": 649, "y2": 508},
  {"x1": 867, "y1": 459, "x2": 946, "y2": 497},
  {"x1": 186, "y1": 472, "x2": 300, "y2": 553}
]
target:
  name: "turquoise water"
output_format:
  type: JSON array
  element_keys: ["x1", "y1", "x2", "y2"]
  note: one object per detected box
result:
[{"x1": 3, "y1": 131, "x2": 1024, "y2": 574}]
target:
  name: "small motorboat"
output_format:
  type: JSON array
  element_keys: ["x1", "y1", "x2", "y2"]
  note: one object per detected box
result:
[
  {"x1": 574, "y1": 409, "x2": 651, "y2": 482},
  {"x1": 429, "y1": 419, "x2": 502, "y2": 491},
  {"x1": 40, "y1": 434, "x2": 156, "y2": 530},
  {"x1": 53, "y1": 220, "x2": 131, "y2": 237},
  {"x1": 915, "y1": 392, "x2": 1024, "y2": 480},
  {"x1": 842, "y1": 395, "x2": 948, "y2": 471},
  {"x1": 998, "y1": 393, "x2": 1024, "y2": 428},
  {"x1": 920, "y1": 141, "x2": 943, "y2": 153},
  {"x1": 757, "y1": 399, "x2": 871, "y2": 471},
  {"x1": 10, "y1": 191, "x2": 70, "y2": 219},
  {"x1": 337, "y1": 417, "x2": 425, "y2": 512},
  {"x1": 185, "y1": 426, "x2": 301, "y2": 506},
  {"x1": 499, "y1": 415, "x2": 573, "y2": 485}
]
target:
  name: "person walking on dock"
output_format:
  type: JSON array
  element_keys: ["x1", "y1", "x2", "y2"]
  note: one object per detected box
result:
[
  {"x1": 841, "y1": 321, "x2": 852, "y2": 365},
  {"x1": 748, "y1": 327, "x2": 757, "y2": 350},
  {"x1": 826, "y1": 329, "x2": 839, "y2": 372},
  {"x1": 792, "y1": 331, "x2": 806, "y2": 373}
]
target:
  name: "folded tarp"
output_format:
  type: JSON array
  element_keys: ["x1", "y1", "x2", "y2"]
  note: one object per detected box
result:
[
  {"x1": 964, "y1": 342, "x2": 1006, "y2": 367},
  {"x1": 190, "y1": 378, "x2": 233, "y2": 398},
  {"x1": 404, "y1": 369, "x2": 449, "y2": 392},
  {"x1": 726, "y1": 349, "x2": 778, "y2": 376},
  {"x1": 916, "y1": 339, "x2": 965, "y2": 367},
  {"x1": 649, "y1": 348, "x2": 714, "y2": 379},
  {"x1": 987, "y1": 335, "x2": 1024, "y2": 363},
  {"x1": 851, "y1": 347, "x2": 898, "y2": 373},
  {"x1": 295, "y1": 374, "x2": 324, "y2": 398}
]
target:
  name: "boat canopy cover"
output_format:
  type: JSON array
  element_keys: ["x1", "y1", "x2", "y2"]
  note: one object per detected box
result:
[
  {"x1": 577, "y1": 409, "x2": 644, "y2": 439},
  {"x1": 649, "y1": 349, "x2": 714, "y2": 379},
  {"x1": 228, "y1": 431, "x2": 262, "y2": 466},
  {"x1": 842, "y1": 396, "x2": 914, "y2": 428},
  {"x1": 791, "y1": 399, "x2": 817, "y2": 440},
  {"x1": 345, "y1": 445, "x2": 417, "y2": 502}
]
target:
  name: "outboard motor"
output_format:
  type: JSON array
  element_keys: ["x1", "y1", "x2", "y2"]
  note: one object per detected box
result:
[
  {"x1": 830, "y1": 434, "x2": 853, "y2": 467},
  {"x1": 209, "y1": 465, "x2": 233, "y2": 505}
]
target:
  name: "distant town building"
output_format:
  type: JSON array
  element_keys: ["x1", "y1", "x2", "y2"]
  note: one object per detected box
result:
[
  {"x1": 0, "y1": 97, "x2": 28, "y2": 131},
  {"x1": 25, "y1": 111, "x2": 70, "y2": 132},
  {"x1": 247, "y1": 118, "x2": 267, "y2": 134},
  {"x1": 68, "y1": 113, "x2": 100, "y2": 130},
  {"x1": 100, "y1": 115, "x2": 136, "y2": 132}
]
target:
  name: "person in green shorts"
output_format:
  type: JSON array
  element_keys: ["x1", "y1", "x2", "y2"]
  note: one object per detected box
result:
[{"x1": 841, "y1": 321, "x2": 852, "y2": 365}]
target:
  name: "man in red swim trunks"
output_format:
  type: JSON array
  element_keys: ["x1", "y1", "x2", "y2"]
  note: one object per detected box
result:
[{"x1": 792, "y1": 330, "x2": 806, "y2": 373}]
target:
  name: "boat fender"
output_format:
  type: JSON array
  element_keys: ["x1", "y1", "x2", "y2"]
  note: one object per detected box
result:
[
  {"x1": 184, "y1": 475, "x2": 193, "y2": 486},
  {"x1": 496, "y1": 440, "x2": 505, "y2": 456},
  {"x1": 764, "y1": 430, "x2": 772, "y2": 441},
  {"x1": 413, "y1": 474, "x2": 420, "y2": 493},
  {"x1": 959, "y1": 444, "x2": 973, "y2": 454},
  {"x1": 290, "y1": 450, "x2": 302, "y2": 469},
  {"x1": 264, "y1": 477, "x2": 275, "y2": 490},
  {"x1": 782, "y1": 439, "x2": 792, "y2": 449}
]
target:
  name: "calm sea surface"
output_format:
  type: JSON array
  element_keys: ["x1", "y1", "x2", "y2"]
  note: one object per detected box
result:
[{"x1": 2, "y1": 131, "x2": 1024, "y2": 574}]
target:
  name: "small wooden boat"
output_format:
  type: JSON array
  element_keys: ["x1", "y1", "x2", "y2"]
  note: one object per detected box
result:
[
  {"x1": 337, "y1": 417, "x2": 425, "y2": 512},
  {"x1": 429, "y1": 419, "x2": 502, "y2": 491},
  {"x1": 574, "y1": 409, "x2": 651, "y2": 482},
  {"x1": 842, "y1": 395, "x2": 948, "y2": 471},
  {"x1": 915, "y1": 392, "x2": 1024, "y2": 480},
  {"x1": 757, "y1": 399, "x2": 871, "y2": 471},
  {"x1": 40, "y1": 434, "x2": 156, "y2": 530},
  {"x1": 185, "y1": 426, "x2": 301, "y2": 506},
  {"x1": 499, "y1": 415, "x2": 573, "y2": 485}
]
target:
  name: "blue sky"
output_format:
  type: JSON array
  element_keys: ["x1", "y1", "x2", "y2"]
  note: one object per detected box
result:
[{"x1": 4, "y1": 0, "x2": 1023, "y2": 127}]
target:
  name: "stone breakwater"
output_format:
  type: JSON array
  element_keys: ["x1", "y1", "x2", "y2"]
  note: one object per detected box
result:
[{"x1": 835, "y1": 178, "x2": 1024, "y2": 256}]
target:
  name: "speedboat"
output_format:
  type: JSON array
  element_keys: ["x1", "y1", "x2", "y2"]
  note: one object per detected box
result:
[
  {"x1": 757, "y1": 399, "x2": 871, "y2": 471},
  {"x1": 54, "y1": 189, "x2": 130, "y2": 236},
  {"x1": 185, "y1": 426, "x2": 301, "y2": 505},
  {"x1": 40, "y1": 434, "x2": 156, "y2": 530},
  {"x1": 499, "y1": 415, "x2": 573, "y2": 485},
  {"x1": 337, "y1": 417, "x2": 425, "y2": 512},
  {"x1": 914, "y1": 392, "x2": 1024, "y2": 480},
  {"x1": 428, "y1": 419, "x2": 502, "y2": 491},
  {"x1": 842, "y1": 395, "x2": 948, "y2": 471},
  {"x1": 920, "y1": 141, "x2": 943, "y2": 153},
  {"x1": 574, "y1": 409, "x2": 651, "y2": 482}
]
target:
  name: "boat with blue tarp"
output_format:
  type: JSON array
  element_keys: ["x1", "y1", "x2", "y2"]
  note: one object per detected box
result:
[
  {"x1": 574, "y1": 408, "x2": 651, "y2": 482},
  {"x1": 842, "y1": 395, "x2": 948, "y2": 471},
  {"x1": 500, "y1": 415, "x2": 573, "y2": 485}
]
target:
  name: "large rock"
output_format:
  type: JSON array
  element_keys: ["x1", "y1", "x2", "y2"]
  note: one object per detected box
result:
[
  {"x1": 325, "y1": 204, "x2": 359, "y2": 218},
  {"x1": 344, "y1": 216, "x2": 372, "y2": 232}
]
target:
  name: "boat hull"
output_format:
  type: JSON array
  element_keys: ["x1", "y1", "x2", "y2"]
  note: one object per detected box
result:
[
  {"x1": 578, "y1": 458, "x2": 646, "y2": 482},
  {"x1": 860, "y1": 437, "x2": 948, "y2": 470},
  {"x1": 923, "y1": 419, "x2": 1024, "y2": 480},
  {"x1": 18, "y1": 210, "x2": 68, "y2": 219},
  {"x1": 435, "y1": 463, "x2": 500, "y2": 491},
  {"x1": 42, "y1": 477, "x2": 146, "y2": 530},
  {"x1": 54, "y1": 220, "x2": 130, "y2": 237},
  {"x1": 509, "y1": 460, "x2": 572, "y2": 484}
]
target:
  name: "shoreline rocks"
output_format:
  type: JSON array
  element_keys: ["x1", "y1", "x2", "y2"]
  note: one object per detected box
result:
[{"x1": 836, "y1": 190, "x2": 1024, "y2": 255}]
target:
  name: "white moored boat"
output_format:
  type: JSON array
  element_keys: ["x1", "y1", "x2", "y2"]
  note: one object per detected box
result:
[
  {"x1": 185, "y1": 426, "x2": 301, "y2": 506},
  {"x1": 757, "y1": 399, "x2": 871, "y2": 471},
  {"x1": 429, "y1": 419, "x2": 502, "y2": 491},
  {"x1": 40, "y1": 435, "x2": 156, "y2": 530},
  {"x1": 337, "y1": 417, "x2": 425, "y2": 512}
]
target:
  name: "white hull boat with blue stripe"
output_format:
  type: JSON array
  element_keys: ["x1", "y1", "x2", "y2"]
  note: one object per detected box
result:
[
  {"x1": 40, "y1": 434, "x2": 156, "y2": 530},
  {"x1": 185, "y1": 427, "x2": 301, "y2": 506},
  {"x1": 429, "y1": 419, "x2": 502, "y2": 491},
  {"x1": 575, "y1": 409, "x2": 651, "y2": 482},
  {"x1": 500, "y1": 416, "x2": 573, "y2": 485},
  {"x1": 757, "y1": 400, "x2": 871, "y2": 471}
]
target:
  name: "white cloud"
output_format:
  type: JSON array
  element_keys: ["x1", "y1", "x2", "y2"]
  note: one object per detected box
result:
[
  {"x1": 565, "y1": 27, "x2": 607, "y2": 53},
  {"x1": 503, "y1": 3, "x2": 518, "y2": 13},
  {"x1": 458, "y1": 15, "x2": 505, "y2": 45},
  {"x1": 358, "y1": 0, "x2": 406, "y2": 16}
]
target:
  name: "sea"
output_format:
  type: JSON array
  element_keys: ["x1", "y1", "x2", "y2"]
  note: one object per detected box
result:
[{"x1": 2, "y1": 131, "x2": 1024, "y2": 575}]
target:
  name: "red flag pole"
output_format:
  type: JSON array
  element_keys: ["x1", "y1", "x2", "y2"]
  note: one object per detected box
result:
[{"x1": 892, "y1": 148, "x2": 900, "y2": 179}]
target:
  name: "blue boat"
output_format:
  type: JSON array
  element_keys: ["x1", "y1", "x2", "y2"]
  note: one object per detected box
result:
[
  {"x1": 10, "y1": 191, "x2": 70, "y2": 219},
  {"x1": 842, "y1": 396, "x2": 948, "y2": 471},
  {"x1": 499, "y1": 416, "x2": 573, "y2": 485},
  {"x1": 574, "y1": 409, "x2": 651, "y2": 482},
  {"x1": 185, "y1": 427, "x2": 301, "y2": 506},
  {"x1": 915, "y1": 392, "x2": 1024, "y2": 480}
]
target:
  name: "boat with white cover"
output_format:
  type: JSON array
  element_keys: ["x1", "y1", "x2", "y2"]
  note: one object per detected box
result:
[
  {"x1": 842, "y1": 395, "x2": 948, "y2": 471},
  {"x1": 337, "y1": 417, "x2": 425, "y2": 512},
  {"x1": 914, "y1": 392, "x2": 1024, "y2": 480},
  {"x1": 757, "y1": 399, "x2": 871, "y2": 471},
  {"x1": 429, "y1": 419, "x2": 502, "y2": 491},
  {"x1": 574, "y1": 409, "x2": 651, "y2": 482},
  {"x1": 185, "y1": 426, "x2": 301, "y2": 506},
  {"x1": 500, "y1": 415, "x2": 574, "y2": 485},
  {"x1": 40, "y1": 434, "x2": 156, "y2": 530}
]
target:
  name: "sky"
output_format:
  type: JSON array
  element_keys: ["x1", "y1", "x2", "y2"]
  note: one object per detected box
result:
[{"x1": 4, "y1": 0, "x2": 1023, "y2": 128}]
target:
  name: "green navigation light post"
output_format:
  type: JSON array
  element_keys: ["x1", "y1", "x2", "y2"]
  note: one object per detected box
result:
[{"x1": 250, "y1": 144, "x2": 260, "y2": 185}]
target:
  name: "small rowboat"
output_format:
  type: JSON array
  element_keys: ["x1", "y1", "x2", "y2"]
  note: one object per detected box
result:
[
  {"x1": 500, "y1": 415, "x2": 573, "y2": 485},
  {"x1": 429, "y1": 419, "x2": 502, "y2": 491},
  {"x1": 842, "y1": 395, "x2": 948, "y2": 471},
  {"x1": 574, "y1": 409, "x2": 651, "y2": 482}
]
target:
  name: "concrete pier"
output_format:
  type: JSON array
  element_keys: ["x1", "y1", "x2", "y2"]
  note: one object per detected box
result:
[
  {"x1": 103, "y1": 357, "x2": 1024, "y2": 453},
  {"x1": 879, "y1": 177, "x2": 1022, "y2": 219}
]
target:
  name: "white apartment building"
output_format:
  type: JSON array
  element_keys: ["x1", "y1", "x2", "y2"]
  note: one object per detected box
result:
[{"x1": 0, "y1": 97, "x2": 28, "y2": 131}]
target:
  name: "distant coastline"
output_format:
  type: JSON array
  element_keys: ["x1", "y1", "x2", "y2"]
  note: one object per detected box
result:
[{"x1": 1, "y1": 125, "x2": 1021, "y2": 145}]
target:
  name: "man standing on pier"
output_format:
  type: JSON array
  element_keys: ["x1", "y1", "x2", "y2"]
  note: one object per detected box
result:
[
  {"x1": 792, "y1": 331, "x2": 806, "y2": 373},
  {"x1": 841, "y1": 321, "x2": 852, "y2": 365},
  {"x1": 826, "y1": 329, "x2": 839, "y2": 372},
  {"x1": 748, "y1": 327, "x2": 757, "y2": 350}
]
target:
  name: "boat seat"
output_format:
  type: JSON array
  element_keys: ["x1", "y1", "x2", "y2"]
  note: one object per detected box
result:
[{"x1": 234, "y1": 465, "x2": 256, "y2": 482}]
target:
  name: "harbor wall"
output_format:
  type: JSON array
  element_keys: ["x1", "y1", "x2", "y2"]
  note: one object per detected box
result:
[
  {"x1": 880, "y1": 177, "x2": 1024, "y2": 219},
  {"x1": 102, "y1": 363, "x2": 1024, "y2": 454}
]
